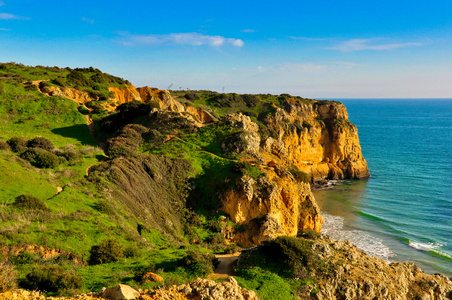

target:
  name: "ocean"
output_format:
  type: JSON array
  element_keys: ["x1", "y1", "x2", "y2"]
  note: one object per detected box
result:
[{"x1": 312, "y1": 99, "x2": 452, "y2": 276}]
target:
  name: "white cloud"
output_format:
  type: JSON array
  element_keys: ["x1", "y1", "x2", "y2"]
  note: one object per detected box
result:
[
  {"x1": 81, "y1": 17, "x2": 94, "y2": 24},
  {"x1": 0, "y1": 12, "x2": 29, "y2": 20},
  {"x1": 120, "y1": 32, "x2": 244, "y2": 47},
  {"x1": 328, "y1": 38, "x2": 422, "y2": 52}
]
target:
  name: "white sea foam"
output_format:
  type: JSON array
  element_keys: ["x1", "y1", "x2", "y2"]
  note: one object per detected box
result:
[
  {"x1": 408, "y1": 241, "x2": 452, "y2": 260},
  {"x1": 322, "y1": 213, "x2": 395, "y2": 262},
  {"x1": 408, "y1": 241, "x2": 439, "y2": 252}
]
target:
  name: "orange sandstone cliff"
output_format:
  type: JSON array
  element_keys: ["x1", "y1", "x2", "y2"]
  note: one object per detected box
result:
[{"x1": 101, "y1": 85, "x2": 368, "y2": 245}]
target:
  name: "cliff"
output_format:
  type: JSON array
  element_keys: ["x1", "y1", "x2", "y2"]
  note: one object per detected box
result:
[
  {"x1": 34, "y1": 80, "x2": 368, "y2": 246},
  {"x1": 263, "y1": 98, "x2": 369, "y2": 181}
]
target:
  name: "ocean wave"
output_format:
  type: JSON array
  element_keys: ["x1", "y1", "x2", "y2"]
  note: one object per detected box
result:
[
  {"x1": 322, "y1": 213, "x2": 395, "y2": 262},
  {"x1": 408, "y1": 241, "x2": 452, "y2": 261}
]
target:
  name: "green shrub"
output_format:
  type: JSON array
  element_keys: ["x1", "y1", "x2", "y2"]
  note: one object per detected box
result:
[
  {"x1": 184, "y1": 92, "x2": 199, "y2": 101},
  {"x1": 13, "y1": 194, "x2": 48, "y2": 211},
  {"x1": 34, "y1": 151, "x2": 60, "y2": 168},
  {"x1": 27, "y1": 137, "x2": 55, "y2": 151},
  {"x1": 77, "y1": 105, "x2": 90, "y2": 115},
  {"x1": 178, "y1": 250, "x2": 219, "y2": 277},
  {"x1": 123, "y1": 245, "x2": 140, "y2": 258},
  {"x1": 259, "y1": 236, "x2": 322, "y2": 277},
  {"x1": 7, "y1": 137, "x2": 28, "y2": 153},
  {"x1": 51, "y1": 77, "x2": 66, "y2": 87},
  {"x1": 89, "y1": 239, "x2": 124, "y2": 265},
  {"x1": 289, "y1": 167, "x2": 310, "y2": 183},
  {"x1": 297, "y1": 229, "x2": 320, "y2": 240},
  {"x1": 20, "y1": 264, "x2": 81, "y2": 294},
  {"x1": 59, "y1": 149, "x2": 82, "y2": 163},
  {"x1": 20, "y1": 148, "x2": 40, "y2": 161},
  {"x1": 9, "y1": 250, "x2": 43, "y2": 265},
  {"x1": 0, "y1": 261, "x2": 17, "y2": 292},
  {"x1": 85, "y1": 101, "x2": 104, "y2": 114}
]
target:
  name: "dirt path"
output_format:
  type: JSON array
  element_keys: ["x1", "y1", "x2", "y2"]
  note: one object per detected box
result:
[{"x1": 209, "y1": 252, "x2": 241, "y2": 280}]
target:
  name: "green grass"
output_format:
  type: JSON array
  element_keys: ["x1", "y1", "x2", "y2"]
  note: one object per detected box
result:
[
  {"x1": 0, "y1": 155, "x2": 56, "y2": 204},
  {"x1": 235, "y1": 267, "x2": 296, "y2": 300}
]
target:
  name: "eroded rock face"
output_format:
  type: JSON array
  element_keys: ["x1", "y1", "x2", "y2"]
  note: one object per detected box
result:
[
  {"x1": 109, "y1": 84, "x2": 141, "y2": 105},
  {"x1": 264, "y1": 99, "x2": 369, "y2": 181},
  {"x1": 137, "y1": 86, "x2": 185, "y2": 112},
  {"x1": 222, "y1": 170, "x2": 323, "y2": 247}
]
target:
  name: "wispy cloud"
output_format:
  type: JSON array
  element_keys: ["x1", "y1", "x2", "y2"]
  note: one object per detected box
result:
[
  {"x1": 0, "y1": 12, "x2": 29, "y2": 20},
  {"x1": 241, "y1": 29, "x2": 256, "y2": 33},
  {"x1": 119, "y1": 32, "x2": 244, "y2": 47},
  {"x1": 0, "y1": 1, "x2": 5, "y2": 7},
  {"x1": 0, "y1": 27, "x2": 10, "y2": 31},
  {"x1": 81, "y1": 17, "x2": 94, "y2": 24},
  {"x1": 328, "y1": 38, "x2": 422, "y2": 52}
]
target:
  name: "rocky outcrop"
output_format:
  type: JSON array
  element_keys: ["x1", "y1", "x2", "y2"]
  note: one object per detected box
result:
[
  {"x1": 222, "y1": 170, "x2": 323, "y2": 247},
  {"x1": 304, "y1": 237, "x2": 452, "y2": 299},
  {"x1": 217, "y1": 113, "x2": 325, "y2": 245},
  {"x1": 137, "y1": 86, "x2": 185, "y2": 112},
  {"x1": 109, "y1": 84, "x2": 141, "y2": 105},
  {"x1": 139, "y1": 277, "x2": 258, "y2": 300},
  {"x1": 263, "y1": 99, "x2": 369, "y2": 182},
  {"x1": 1, "y1": 245, "x2": 83, "y2": 265}
]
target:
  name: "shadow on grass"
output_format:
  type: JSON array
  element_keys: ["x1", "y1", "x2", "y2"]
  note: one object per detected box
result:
[{"x1": 52, "y1": 124, "x2": 97, "y2": 146}]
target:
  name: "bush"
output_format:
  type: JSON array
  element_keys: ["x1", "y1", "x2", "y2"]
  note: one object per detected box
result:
[
  {"x1": 59, "y1": 149, "x2": 82, "y2": 163},
  {"x1": 34, "y1": 151, "x2": 60, "y2": 168},
  {"x1": 7, "y1": 137, "x2": 28, "y2": 153},
  {"x1": 297, "y1": 229, "x2": 320, "y2": 240},
  {"x1": 259, "y1": 236, "x2": 321, "y2": 277},
  {"x1": 289, "y1": 167, "x2": 310, "y2": 183},
  {"x1": 0, "y1": 261, "x2": 17, "y2": 292},
  {"x1": 124, "y1": 245, "x2": 140, "y2": 258},
  {"x1": 77, "y1": 105, "x2": 90, "y2": 115},
  {"x1": 27, "y1": 137, "x2": 55, "y2": 151},
  {"x1": 51, "y1": 77, "x2": 66, "y2": 87},
  {"x1": 20, "y1": 264, "x2": 81, "y2": 294},
  {"x1": 184, "y1": 92, "x2": 200, "y2": 101},
  {"x1": 85, "y1": 101, "x2": 104, "y2": 114},
  {"x1": 89, "y1": 239, "x2": 124, "y2": 265},
  {"x1": 178, "y1": 250, "x2": 219, "y2": 277},
  {"x1": 13, "y1": 194, "x2": 48, "y2": 211},
  {"x1": 9, "y1": 250, "x2": 43, "y2": 265},
  {"x1": 0, "y1": 141, "x2": 10, "y2": 151}
]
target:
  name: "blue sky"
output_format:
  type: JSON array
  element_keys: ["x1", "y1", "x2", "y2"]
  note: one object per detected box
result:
[{"x1": 1, "y1": 0, "x2": 452, "y2": 98}]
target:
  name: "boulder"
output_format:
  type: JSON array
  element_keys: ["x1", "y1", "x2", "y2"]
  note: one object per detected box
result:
[{"x1": 101, "y1": 284, "x2": 140, "y2": 300}]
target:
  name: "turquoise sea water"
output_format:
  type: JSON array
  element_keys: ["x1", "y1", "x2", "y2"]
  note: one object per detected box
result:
[{"x1": 313, "y1": 99, "x2": 452, "y2": 276}]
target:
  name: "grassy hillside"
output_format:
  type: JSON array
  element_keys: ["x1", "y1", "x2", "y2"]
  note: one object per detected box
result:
[{"x1": 0, "y1": 63, "x2": 324, "y2": 299}]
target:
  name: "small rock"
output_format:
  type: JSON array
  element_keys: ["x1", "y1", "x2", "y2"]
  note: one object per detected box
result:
[{"x1": 141, "y1": 272, "x2": 164, "y2": 282}]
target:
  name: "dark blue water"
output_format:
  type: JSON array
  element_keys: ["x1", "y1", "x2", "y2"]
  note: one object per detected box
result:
[{"x1": 313, "y1": 99, "x2": 452, "y2": 276}]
